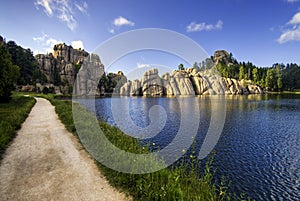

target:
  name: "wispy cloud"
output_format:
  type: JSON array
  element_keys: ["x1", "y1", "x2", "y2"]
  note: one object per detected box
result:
[
  {"x1": 186, "y1": 20, "x2": 223, "y2": 32},
  {"x1": 35, "y1": 0, "x2": 53, "y2": 16},
  {"x1": 286, "y1": 0, "x2": 299, "y2": 3},
  {"x1": 109, "y1": 16, "x2": 135, "y2": 34},
  {"x1": 75, "y1": 1, "x2": 88, "y2": 14},
  {"x1": 277, "y1": 12, "x2": 300, "y2": 43},
  {"x1": 34, "y1": 0, "x2": 88, "y2": 31}
]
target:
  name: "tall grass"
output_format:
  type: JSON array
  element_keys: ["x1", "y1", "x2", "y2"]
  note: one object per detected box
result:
[
  {"x1": 0, "y1": 95, "x2": 36, "y2": 159},
  {"x1": 46, "y1": 95, "x2": 248, "y2": 201}
]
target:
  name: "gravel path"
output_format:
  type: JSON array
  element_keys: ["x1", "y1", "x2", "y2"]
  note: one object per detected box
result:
[{"x1": 0, "y1": 98, "x2": 129, "y2": 201}]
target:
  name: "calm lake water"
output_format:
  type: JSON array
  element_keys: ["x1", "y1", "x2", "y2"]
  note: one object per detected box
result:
[{"x1": 78, "y1": 94, "x2": 300, "y2": 201}]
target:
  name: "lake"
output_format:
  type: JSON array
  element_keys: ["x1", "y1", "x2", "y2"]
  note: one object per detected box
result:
[{"x1": 78, "y1": 94, "x2": 300, "y2": 201}]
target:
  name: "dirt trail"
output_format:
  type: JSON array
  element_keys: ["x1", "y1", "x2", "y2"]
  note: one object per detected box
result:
[{"x1": 0, "y1": 98, "x2": 129, "y2": 201}]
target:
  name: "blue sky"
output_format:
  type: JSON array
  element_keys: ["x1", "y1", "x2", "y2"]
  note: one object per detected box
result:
[{"x1": 1, "y1": 0, "x2": 300, "y2": 72}]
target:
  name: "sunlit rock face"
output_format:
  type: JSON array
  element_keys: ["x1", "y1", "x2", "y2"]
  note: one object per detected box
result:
[{"x1": 119, "y1": 68, "x2": 263, "y2": 96}]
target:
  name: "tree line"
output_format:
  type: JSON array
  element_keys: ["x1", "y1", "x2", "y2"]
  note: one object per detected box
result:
[{"x1": 187, "y1": 54, "x2": 300, "y2": 92}]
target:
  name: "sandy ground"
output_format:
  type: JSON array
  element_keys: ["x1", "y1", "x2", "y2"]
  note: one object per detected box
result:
[{"x1": 0, "y1": 98, "x2": 129, "y2": 201}]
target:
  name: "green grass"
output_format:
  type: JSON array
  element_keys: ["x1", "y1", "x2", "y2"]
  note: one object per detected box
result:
[
  {"x1": 0, "y1": 94, "x2": 36, "y2": 159},
  {"x1": 269, "y1": 91, "x2": 300, "y2": 95},
  {"x1": 37, "y1": 94, "x2": 249, "y2": 201}
]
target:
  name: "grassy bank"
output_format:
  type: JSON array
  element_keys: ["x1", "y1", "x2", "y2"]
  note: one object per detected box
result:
[
  {"x1": 0, "y1": 95, "x2": 36, "y2": 159},
  {"x1": 39, "y1": 94, "x2": 247, "y2": 200},
  {"x1": 269, "y1": 91, "x2": 300, "y2": 95}
]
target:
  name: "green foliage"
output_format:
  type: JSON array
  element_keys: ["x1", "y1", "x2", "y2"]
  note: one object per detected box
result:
[
  {"x1": 277, "y1": 77, "x2": 283, "y2": 91},
  {"x1": 0, "y1": 95, "x2": 35, "y2": 159},
  {"x1": 178, "y1": 64, "x2": 185, "y2": 71},
  {"x1": 42, "y1": 86, "x2": 55, "y2": 94},
  {"x1": 265, "y1": 68, "x2": 283, "y2": 91},
  {"x1": 74, "y1": 63, "x2": 82, "y2": 74},
  {"x1": 98, "y1": 72, "x2": 126, "y2": 94},
  {"x1": 52, "y1": 59, "x2": 61, "y2": 86},
  {"x1": 282, "y1": 63, "x2": 300, "y2": 91},
  {"x1": 0, "y1": 45, "x2": 20, "y2": 102},
  {"x1": 252, "y1": 68, "x2": 258, "y2": 84},
  {"x1": 239, "y1": 66, "x2": 245, "y2": 80},
  {"x1": 214, "y1": 52, "x2": 299, "y2": 92},
  {"x1": 6, "y1": 41, "x2": 44, "y2": 85}
]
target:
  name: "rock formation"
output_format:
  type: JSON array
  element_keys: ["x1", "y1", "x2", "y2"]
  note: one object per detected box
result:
[
  {"x1": 36, "y1": 43, "x2": 89, "y2": 86},
  {"x1": 53, "y1": 43, "x2": 89, "y2": 64},
  {"x1": 141, "y1": 68, "x2": 164, "y2": 96},
  {"x1": 120, "y1": 67, "x2": 263, "y2": 96},
  {"x1": 35, "y1": 43, "x2": 104, "y2": 95},
  {"x1": 74, "y1": 54, "x2": 104, "y2": 96},
  {"x1": 32, "y1": 46, "x2": 263, "y2": 96},
  {"x1": 213, "y1": 50, "x2": 233, "y2": 66}
]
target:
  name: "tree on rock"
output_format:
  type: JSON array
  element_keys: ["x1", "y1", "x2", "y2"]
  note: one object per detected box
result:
[
  {"x1": 239, "y1": 66, "x2": 244, "y2": 80},
  {"x1": 0, "y1": 45, "x2": 20, "y2": 102},
  {"x1": 252, "y1": 67, "x2": 258, "y2": 84},
  {"x1": 178, "y1": 64, "x2": 185, "y2": 71}
]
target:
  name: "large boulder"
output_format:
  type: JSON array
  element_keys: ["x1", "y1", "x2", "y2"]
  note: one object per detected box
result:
[{"x1": 213, "y1": 50, "x2": 232, "y2": 65}]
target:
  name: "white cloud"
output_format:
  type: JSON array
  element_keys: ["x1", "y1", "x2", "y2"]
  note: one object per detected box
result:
[
  {"x1": 71, "y1": 40, "x2": 84, "y2": 49},
  {"x1": 289, "y1": 12, "x2": 300, "y2": 24},
  {"x1": 108, "y1": 16, "x2": 135, "y2": 34},
  {"x1": 286, "y1": 0, "x2": 299, "y2": 3},
  {"x1": 34, "y1": 0, "x2": 88, "y2": 31},
  {"x1": 278, "y1": 12, "x2": 300, "y2": 43},
  {"x1": 186, "y1": 20, "x2": 223, "y2": 32},
  {"x1": 137, "y1": 63, "x2": 151, "y2": 68},
  {"x1": 277, "y1": 27, "x2": 300, "y2": 43},
  {"x1": 113, "y1": 16, "x2": 135, "y2": 27},
  {"x1": 32, "y1": 33, "x2": 62, "y2": 54}
]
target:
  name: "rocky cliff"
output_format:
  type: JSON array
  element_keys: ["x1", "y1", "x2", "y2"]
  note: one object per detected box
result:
[
  {"x1": 35, "y1": 43, "x2": 89, "y2": 85},
  {"x1": 33, "y1": 46, "x2": 262, "y2": 96},
  {"x1": 35, "y1": 43, "x2": 104, "y2": 94},
  {"x1": 74, "y1": 53, "x2": 105, "y2": 96},
  {"x1": 119, "y1": 68, "x2": 263, "y2": 96}
]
